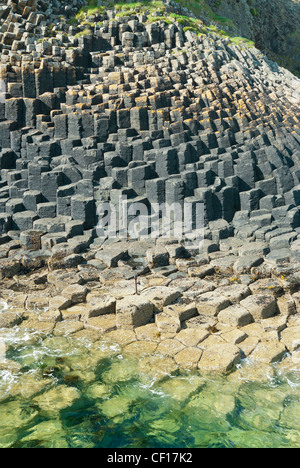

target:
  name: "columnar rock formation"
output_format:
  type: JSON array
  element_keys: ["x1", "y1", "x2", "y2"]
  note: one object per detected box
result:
[
  {"x1": 1, "y1": 0, "x2": 300, "y2": 375},
  {"x1": 0, "y1": 0, "x2": 299, "y2": 261}
]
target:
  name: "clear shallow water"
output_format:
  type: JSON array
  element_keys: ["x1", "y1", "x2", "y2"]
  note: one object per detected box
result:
[{"x1": 1, "y1": 324, "x2": 300, "y2": 448}]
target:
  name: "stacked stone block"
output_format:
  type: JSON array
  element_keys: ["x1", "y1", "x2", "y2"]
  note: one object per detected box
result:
[{"x1": 0, "y1": 2, "x2": 299, "y2": 258}]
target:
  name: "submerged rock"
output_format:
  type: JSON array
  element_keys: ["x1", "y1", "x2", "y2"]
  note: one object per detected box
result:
[
  {"x1": 138, "y1": 355, "x2": 178, "y2": 380},
  {"x1": 33, "y1": 385, "x2": 81, "y2": 415}
]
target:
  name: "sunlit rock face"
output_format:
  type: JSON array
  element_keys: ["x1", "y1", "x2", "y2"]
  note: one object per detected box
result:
[
  {"x1": 0, "y1": 0, "x2": 299, "y2": 449},
  {"x1": 0, "y1": 0, "x2": 299, "y2": 257},
  {"x1": 206, "y1": 0, "x2": 300, "y2": 76}
]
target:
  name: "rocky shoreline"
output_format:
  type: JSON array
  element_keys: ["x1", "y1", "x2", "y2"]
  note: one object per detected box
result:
[
  {"x1": 0, "y1": 0, "x2": 299, "y2": 381},
  {"x1": 2, "y1": 234, "x2": 300, "y2": 378}
]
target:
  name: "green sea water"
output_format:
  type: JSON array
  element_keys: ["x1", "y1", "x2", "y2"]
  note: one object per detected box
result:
[{"x1": 1, "y1": 324, "x2": 300, "y2": 449}]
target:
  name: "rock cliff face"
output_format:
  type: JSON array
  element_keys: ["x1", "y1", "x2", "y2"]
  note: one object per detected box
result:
[
  {"x1": 0, "y1": 0, "x2": 86, "y2": 21},
  {"x1": 0, "y1": 0, "x2": 299, "y2": 270},
  {"x1": 0, "y1": 1, "x2": 300, "y2": 376},
  {"x1": 206, "y1": 0, "x2": 300, "y2": 76}
]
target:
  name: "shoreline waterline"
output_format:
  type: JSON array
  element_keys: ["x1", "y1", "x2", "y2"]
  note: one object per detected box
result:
[{"x1": 1, "y1": 312, "x2": 300, "y2": 448}]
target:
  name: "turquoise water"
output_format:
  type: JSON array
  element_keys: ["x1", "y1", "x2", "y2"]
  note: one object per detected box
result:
[{"x1": 1, "y1": 325, "x2": 300, "y2": 448}]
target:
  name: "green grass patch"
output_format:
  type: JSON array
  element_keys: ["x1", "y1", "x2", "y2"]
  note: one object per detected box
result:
[
  {"x1": 146, "y1": 15, "x2": 173, "y2": 24},
  {"x1": 74, "y1": 28, "x2": 93, "y2": 38},
  {"x1": 114, "y1": 1, "x2": 150, "y2": 10},
  {"x1": 289, "y1": 28, "x2": 300, "y2": 40},
  {"x1": 229, "y1": 36, "x2": 255, "y2": 47},
  {"x1": 211, "y1": 14, "x2": 234, "y2": 28},
  {"x1": 115, "y1": 10, "x2": 137, "y2": 17},
  {"x1": 183, "y1": 26, "x2": 199, "y2": 34},
  {"x1": 250, "y1": 7, "x2": 260, "y2": 17},
  {"x1": 173, "y1": 0, "x2": 213, "y2": 17},
  {"x1": 74, "y1": 3, "x2": 106, "y2": 21},
  {"x1": 73, "y1": 0, "x2": 166, "y2": 22},
  {"x1": 71, "y1": 0, "x2": 252, "y2": 49}
]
